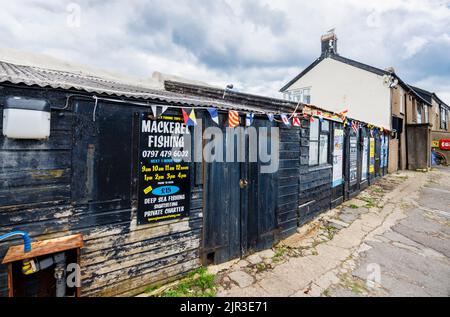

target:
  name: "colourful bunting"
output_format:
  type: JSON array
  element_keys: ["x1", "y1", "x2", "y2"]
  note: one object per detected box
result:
[
  {"x1": 207, "y1": 108, "x2": 219, "y2": 125},
  {"x1": 246, "y1": 113, "x2": 254, "y2": 127},
  {"x1": 281, "y1": 114, "x2": 290, "y2": 126},
  {"x1": 267, "y1": 113, "x2": 274, "y2": 122},
  {"x1": 293, "y1": 117, "x2": 301, "y2": 127},
  {"x1": 152, "y1": 105, "x2": 166, "y2": 118},
  {"x1": 229, "y1": 110, "x2": 240, "y2": 128},
  {"x1": 351, "y1": 120, "x2": 359, "y2": 133},
  {"x1": 182, "y1": 108, "x2": 197, "y2": 126}
]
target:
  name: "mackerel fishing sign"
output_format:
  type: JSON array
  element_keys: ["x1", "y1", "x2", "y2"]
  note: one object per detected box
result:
[{"x1": 137, "y1": 112, "x2": 191, "y2": 225}]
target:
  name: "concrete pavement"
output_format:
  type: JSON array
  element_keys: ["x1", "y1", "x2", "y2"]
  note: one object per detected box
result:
[{"x1": 213, "y1": 167, "x2": 450, "y2": 297}]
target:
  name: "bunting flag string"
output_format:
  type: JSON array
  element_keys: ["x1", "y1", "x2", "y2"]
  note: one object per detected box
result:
[
  {"x1": 151, "y1": 103, "x2": 381, "y2": 134},
  {"x1": 182, "y1": 108, "x2": 198, "y2": 126},
  {"x1": 317, "y1": 111, "x2": 324, "y2": 123},
  {"x1": 207, "y1": 108, "x2": 219, "y2": 125},
  {"x1": 229, "y1": 110, "x2": 240, "y2": 128},
  {"x1": 151, "y1": 105, "x2": 168, "y2": 118},
  {"x1": 281, "y1": 114, "x2": 291, "y2": 126},
  {"x1": 246, "y1": 113, "x2": 254, "y2": 127},
  {"x1": 351, "y1": 120, "x2": 359, "y2": 133}
]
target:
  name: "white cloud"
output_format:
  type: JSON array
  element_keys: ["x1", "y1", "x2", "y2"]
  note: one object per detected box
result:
[
  {"x1": 0, "y1": 0, "x2": 448, "y2": 102},
  {"x1": 403, "y1": 36, "x2": 429, "y2": 59}
]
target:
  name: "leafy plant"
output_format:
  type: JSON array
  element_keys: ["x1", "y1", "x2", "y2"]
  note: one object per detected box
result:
[{"x1": 160, "y1": 267, "x2": 216, "y2": 297}]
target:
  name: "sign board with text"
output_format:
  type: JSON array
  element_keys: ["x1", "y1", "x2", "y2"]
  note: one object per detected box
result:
[
  {"x1": 137, "y1": 113, "x2": 191, "y2": 225},
  {"x1": 439, "y1": 139, "x2": 450, "y2": 151}
]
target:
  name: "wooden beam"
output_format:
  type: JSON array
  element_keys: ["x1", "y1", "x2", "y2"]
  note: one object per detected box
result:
[{"x1": 2, "y1": 234, "x2": 84, "y2": 264}]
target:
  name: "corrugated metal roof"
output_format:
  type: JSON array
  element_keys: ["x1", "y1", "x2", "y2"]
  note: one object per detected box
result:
[{"x1": 0, "y1": 60, "x2": 290, "y2": 114}]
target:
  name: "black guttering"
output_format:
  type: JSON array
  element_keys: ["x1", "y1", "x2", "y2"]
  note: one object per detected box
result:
[
  {"x1": 410, "y1": 85, "x2": 449, "y2": 109},
  {"x1": 279, "y1": 54, "x2": 433, "y2": 107}
]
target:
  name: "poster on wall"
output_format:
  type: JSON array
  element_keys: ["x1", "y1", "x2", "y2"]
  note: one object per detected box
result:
[
  {"x1": 349, "y1": 136, "x2": 358, "y2": 185},
  {"x1": 380, "y1": 136, "x2": 385, "y2": 168},
  {"x1": 137, "y1": 113, "x2": 191, "y2": 225},
  {"x1": 369, "y1": 138, "x2": 375, "y2": 174},
  {"x1": 384, "y1": 135, "x2": 389, "y2": 168},
  {"x1": 332, "y1": 128, "x2": 344, "y2": 187},
  {"x1": 362, "y1": 138, "x2": 369, "y2": 181}
]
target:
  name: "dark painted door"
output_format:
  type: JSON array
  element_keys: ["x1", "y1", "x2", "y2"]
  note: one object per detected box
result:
[
  {"x1": 243, "y1": 118, "x2": 277, "y2": 255},
  {"x1": 203, "y1": 115, "x2": 277, "y2": 265},
  {"x1": 375, "y1": 133, "x2": 382, "y2": 178}
]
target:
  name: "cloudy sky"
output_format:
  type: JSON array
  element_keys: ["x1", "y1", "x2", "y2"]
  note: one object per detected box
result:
[{"x1": 0, "y1": 0, "x2": 449, "y2": 102}]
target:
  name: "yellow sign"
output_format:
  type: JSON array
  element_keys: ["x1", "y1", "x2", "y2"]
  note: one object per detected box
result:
[
  {"x1": 369, "y1": 138, "x2": 375, "y2": 174},
  {"x1": 432, "y1": 140, "x2": 440, "y2": 148},
  {"x1": 143, "y1": 185, "x2": 153, "y2": 195}
]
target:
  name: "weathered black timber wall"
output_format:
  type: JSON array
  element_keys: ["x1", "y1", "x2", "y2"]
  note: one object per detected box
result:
[
  {"x1": 0, "y1": 86, "x2": 202, "y2": 297},
  {"x1": 298, "y1": 119, "x2": 332, "y2": 225},
  {"x1": 277, "y1": 126, "x2": 301, "y2": 237}
]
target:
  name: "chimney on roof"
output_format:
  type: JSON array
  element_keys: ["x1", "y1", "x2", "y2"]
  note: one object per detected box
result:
[
  {"x1": 385, "y1": 66, "x2": 395, "y2": 74},
  {"x1": 321, "y1": 29, "x2": 338, "y2": 56}
]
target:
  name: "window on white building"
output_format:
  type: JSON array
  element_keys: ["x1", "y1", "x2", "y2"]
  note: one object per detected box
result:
[{"x1": 284, "y1": 87, "x2": 311, "y2": 104}]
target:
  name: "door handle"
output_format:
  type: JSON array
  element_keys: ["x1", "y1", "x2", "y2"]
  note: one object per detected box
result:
[{"x1": 239, "y1": 179, "x2": 249, "y2": 189}]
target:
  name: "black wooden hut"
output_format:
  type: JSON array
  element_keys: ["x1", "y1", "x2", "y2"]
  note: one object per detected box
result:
[
  {"x1": 0, "y1": 60, "x2": 388, "y2": 297},
  {"x1": 0, "y1": 61, "x2": 303, "y2": 297}
]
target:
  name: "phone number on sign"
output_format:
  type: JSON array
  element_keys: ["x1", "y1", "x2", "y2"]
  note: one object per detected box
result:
[{"x1": 142, "y1": 150, "x2": 189, "y2": 158}]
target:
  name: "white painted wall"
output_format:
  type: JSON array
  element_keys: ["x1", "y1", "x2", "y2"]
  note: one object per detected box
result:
[{"x1": 286, "y1": 58, "x2": 391, "y2": 129}]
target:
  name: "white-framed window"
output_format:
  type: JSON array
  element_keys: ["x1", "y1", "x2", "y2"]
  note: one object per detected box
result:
[
  {"x1": 417, "y1": 103, "x2": 422, "y2": 124},
  {"x1": 309, "y1": 120, "x2": 330, "y2": 166},
  {"x1": 284, "y1": 87, "x2": 311, "y2": 104},
  {"x1": 441, "y1": 106, "x2": 448, "y2": 130},
  {"x1": 423, "y1": 104, "x2": 429, "y2": 123},
  {"x1": 400, "y1": 93, "x2": 405, "y2": 114}
]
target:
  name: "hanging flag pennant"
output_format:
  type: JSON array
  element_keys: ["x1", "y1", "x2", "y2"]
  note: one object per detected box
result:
[
  {"x1": 293, "y1": 117, "x2": 301, "y2": 127},
  {"x1": 182, "y1": 108, "x2": 197, "y2": 126},
  {"x1": 310, "y1": 116, "x2": 315, "y2": 123},
  {"x1": 338, "y1": 109, "x2": 349, "y2": 122},
  {"x1": 229, "y1": 110, "x2": 240, "y2": 128},
  {"x1": 246, "y1": 113, "x2": 254, "y2": 127},
  {"x1": 316, "y1": 111, "x2": 324, "y2": 123},
  {"x1": 267, "y1": 113, "x2": 274, "y2": 122},
  {"x1": 151, "y1": 105, "x2": 169, "y2": 118},
  {"x1": 151, "y1": 105, "x2": 159, "y2": 118},
  {"x1": 207, "y1": 108, "x2": 219, "y2": 125},
  {"x1": 281, "y1": 114, "x2": 291, "y2": 126},
  {"x1": 351, "y1": 120, "x2": 359, "y2": 133}
]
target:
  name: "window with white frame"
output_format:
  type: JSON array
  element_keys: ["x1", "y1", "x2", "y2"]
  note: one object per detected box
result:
[
  {"x1": 309, "y1": 120, "x2": 330, "y2": 166},
  {"x1": 284, "y1": 87, "x2": 311, "y2": 104},
  {"x1": 423, "y1": 104, "x2": 429, "y2": 123},
  {"x1": 441, "y1": 106, "x2": 448, "y2": 130},
  {"x1": 400, "y1": 93, "x2": 405, "y2": 114},
  {"x1": 417, "y1": 103, "x2": 422, "y2": 124}
]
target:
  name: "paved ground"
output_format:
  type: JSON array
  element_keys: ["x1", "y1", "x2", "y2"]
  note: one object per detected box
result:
[{"x1": 213, "y1": 167, "x2": 450, "y2": 297}]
